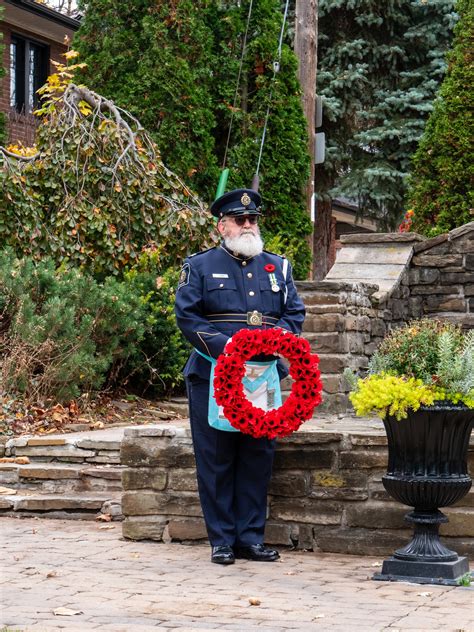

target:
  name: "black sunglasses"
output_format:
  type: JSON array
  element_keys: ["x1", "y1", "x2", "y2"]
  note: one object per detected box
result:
[{"x1": 233, "y1": 215, "x2": 259, "y2": 226}]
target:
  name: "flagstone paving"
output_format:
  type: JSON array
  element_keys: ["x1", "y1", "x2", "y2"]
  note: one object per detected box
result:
[{"x1": 1, "y1": 516, "x2": 472, "y2": 631}]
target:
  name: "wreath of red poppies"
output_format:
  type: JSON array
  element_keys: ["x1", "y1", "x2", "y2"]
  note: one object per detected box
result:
[{"x1": 213, "y1": 328, "x2": 323, "y2": 439}]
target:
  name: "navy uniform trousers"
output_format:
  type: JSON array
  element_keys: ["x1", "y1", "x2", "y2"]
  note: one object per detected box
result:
[
  {"x1": 175, "y1": 244, "x2": 305, "y2": 547},
  {"x1": 186, "y1": 376, "x2": 275, "y2": 546}
]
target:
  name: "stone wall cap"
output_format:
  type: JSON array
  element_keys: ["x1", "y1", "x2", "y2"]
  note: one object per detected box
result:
[
  {"x1": 295, "y1": 280, "x2": 379, "y2": 294},
  {"x1": 413, "y1": 233, "x2": 449, "y2": 253},
  {"x1": 449, "y1": 221, "x2": 474, "y2": 241},
  {"x1": 123, "y1": 425, "x2": 189, "y2": 438},
  {"x1": 340, "y1": 233, "x2": 425, "y2": 245}
]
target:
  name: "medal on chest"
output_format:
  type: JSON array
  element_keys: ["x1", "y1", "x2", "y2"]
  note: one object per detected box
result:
[
  {"x1": 264, "y1": 263, "x2": 279, "y2": 293},
  {"x1": 269, "y1": 272, "x2": 279, "y2": 292}
]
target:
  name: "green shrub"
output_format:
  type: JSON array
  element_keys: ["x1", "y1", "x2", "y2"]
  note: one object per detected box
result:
[
  {"x1": 0, "y1": 250, "x2": 187, "y2": 403},
  {"x1": 119, "y1": 249, "x2": 190, "y2": 396},
  {"x1": 408, "y1": 0, "x2": 474, "y2": 235},
  {"x1": 0, "y1": 82, "x2": 215, "y2": 279}
]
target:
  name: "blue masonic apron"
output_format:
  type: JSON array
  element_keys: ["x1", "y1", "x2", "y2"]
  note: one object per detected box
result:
[{"x1": 196, "y1": 349, "x2": 282, "y2": 432}]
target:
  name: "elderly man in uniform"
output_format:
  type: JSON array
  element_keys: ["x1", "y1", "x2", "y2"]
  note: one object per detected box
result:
[{"x1": 174, "y1": 188, "x2": 305, "y2": 565}]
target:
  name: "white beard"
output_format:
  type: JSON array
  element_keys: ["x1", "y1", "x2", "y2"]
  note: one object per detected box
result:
[{"x1": 224, "y1": 231, "x2": 264, "y2": 258}]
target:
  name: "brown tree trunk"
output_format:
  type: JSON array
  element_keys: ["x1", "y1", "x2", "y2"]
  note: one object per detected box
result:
[
  {"x1": 313, "y1": 198, "x2": 332, "y2": 280},
  {"x1": 294, "y1": 0, "x2": 318, "y2": 278}
]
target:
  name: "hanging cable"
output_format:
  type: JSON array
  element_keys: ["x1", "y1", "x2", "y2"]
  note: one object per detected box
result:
[
  {"x1": 222, "y1": 0, "x2": 255, "y2": 169},
  {"x1": 255, "y1": 0, "x2": 290, "y2": 178}
]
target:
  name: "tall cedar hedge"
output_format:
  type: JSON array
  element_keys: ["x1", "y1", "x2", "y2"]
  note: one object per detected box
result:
[
  {"x1": 408, "y1": 0, "x2": 474, "y2": 236},
  {"x1": 74, "y1": 0, "x2": 311, "y2": 277}
]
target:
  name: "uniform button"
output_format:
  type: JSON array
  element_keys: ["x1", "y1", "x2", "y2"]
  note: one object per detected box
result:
[
  {"x1": 247, "y1": 272, "x2": 253, "y2": 278},
  {"x1": 249, "y1": 291, "x2": 255, "y2": 296},
  {"x1": 242, "y1": 261, "x2": 247, "y2": 266},
  {"x1": 219, "y1": 283, "x2": 224, "y2": 288}
]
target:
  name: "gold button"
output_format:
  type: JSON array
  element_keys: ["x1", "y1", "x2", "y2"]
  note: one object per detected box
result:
[
  {"x1": 242, "y1": 261, "x2": 247, "y2": 266},
  {"x1": 249, "y1": 291, "x2": 255, "y2": 296},
  {"x1": 247, "y1": 272, "x2": 253, "y2": 278}
]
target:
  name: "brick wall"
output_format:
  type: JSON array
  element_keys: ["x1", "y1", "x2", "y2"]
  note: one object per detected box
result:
[{"x1": 0, "y1": 23, "x2": 67, "y2": 145}]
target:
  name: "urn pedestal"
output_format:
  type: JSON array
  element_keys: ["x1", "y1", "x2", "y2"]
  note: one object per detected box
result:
[{"x1": 373, "y1": 404, "x2": 473, "y2": 586}]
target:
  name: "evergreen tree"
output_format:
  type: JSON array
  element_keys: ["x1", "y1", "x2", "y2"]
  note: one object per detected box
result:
[
  {"x1": 74, "y1": 0, "x2": 311, "y2": 276},
  {"x1": 208, "y1": 1, "x2": 311, "y2": 273},
  {"x1": 75, "y1": 0, "x2": 219, "y2": 200},
  {"x1": 408, "y1": 0, "x2": 473, "y2": 236},
  {"x1": 315, "y1": 0, "x2": 457, "y2": 230}
]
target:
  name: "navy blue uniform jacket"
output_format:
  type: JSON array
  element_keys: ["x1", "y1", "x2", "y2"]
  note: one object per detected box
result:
[{"x1": 174, "y1": 244, "x2": 306, "y2": 381}]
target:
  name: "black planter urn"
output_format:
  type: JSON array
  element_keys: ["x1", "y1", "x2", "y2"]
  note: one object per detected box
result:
[{"x1": 373, "y1": 404, "x2": 473, "y2": 585}]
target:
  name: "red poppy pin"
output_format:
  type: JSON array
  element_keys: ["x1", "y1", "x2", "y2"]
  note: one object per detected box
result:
[{"x1": 264, "y1": 264, "x2": 275, "y2": 272}]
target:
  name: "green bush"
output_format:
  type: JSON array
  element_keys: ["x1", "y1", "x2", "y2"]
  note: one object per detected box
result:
[
  {"x1": 118, "y1": 247, "x2": 190, "y2": 396},
  {"x1": 0, "y1": 250, "x2": 187, "y2": 403},
  {"x1": 0, "y1": 82, "x2": 215, "y2": 279},
  {"x1": 408, "y1": 0, "x2": 474, "y2": 235}
]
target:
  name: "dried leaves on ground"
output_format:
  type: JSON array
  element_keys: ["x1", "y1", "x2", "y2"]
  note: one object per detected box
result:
[{"x1": 0, "y1": 394, "x2": 184, "y2": 437}]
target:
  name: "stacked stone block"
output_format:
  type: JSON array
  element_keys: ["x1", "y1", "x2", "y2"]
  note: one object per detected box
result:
[{"x1": 121, "y1": 424, "x2": 474, "y2": 557}]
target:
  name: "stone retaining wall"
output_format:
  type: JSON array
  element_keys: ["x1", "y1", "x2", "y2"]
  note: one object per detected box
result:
[
  {"x1": 299, "y1": 222, "x2": 474, "y2": 413},
  {"x1": 121, "y1": 424, "x2": 474, "y2": 557}
]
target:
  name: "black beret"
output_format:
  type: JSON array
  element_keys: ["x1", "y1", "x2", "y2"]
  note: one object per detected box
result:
[{"x1": 210, "y1": 188, "x2": 262, "y2": 218}]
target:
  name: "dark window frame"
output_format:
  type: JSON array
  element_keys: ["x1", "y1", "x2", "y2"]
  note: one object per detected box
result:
[{"x1": 10, "y1": 34, "x2": 50, "y2": 114}]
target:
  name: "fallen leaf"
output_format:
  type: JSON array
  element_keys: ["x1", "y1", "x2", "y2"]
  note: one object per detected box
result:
[
  {"x1": 0, "y1": 486, "x2": 16, "y2": 495},
  {"x1": 370, "y1": 562, "x2": 382, "y2": 567},
  {"x1": 46, "y1": 571, "x2": 58, "y2": 578},
  {"x1": 99, "y1": 525, "x2": 115, "y2": 530},
  {"x1": 53, "y1": 607, "x2": 83, "y2": 616},
  {"x1": 313, "y1": 614, "x2": 325, "y2": 619},
  {"x1": 0, "y1": 456, "x2": 29, "y2": 464},
  {"x1": 96, "y1": 513, "x2": 112, "y2": 522},
  {"x1": 417, "y1": 591, "x2": 433, "y2": 597},
  {"x1": 248, "y1": 598, "x2": 261, "y2": 606}
]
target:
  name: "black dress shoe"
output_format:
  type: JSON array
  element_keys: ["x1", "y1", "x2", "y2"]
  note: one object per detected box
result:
[
  {"x1": 211, "y1": 545, "x2": 235, "y2": 565},
  {"x1": 234, "y1": 544, "x2": 280, "y2": 562}
]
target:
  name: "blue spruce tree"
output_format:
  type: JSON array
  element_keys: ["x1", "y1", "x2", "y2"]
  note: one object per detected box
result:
[{"x1": 316, "y1": 0, "x2": 457, "y2": 231}]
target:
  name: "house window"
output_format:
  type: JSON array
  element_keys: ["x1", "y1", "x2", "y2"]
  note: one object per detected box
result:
[{"x1": 10, "y1": 36, "x2": 49, "y2": 113}]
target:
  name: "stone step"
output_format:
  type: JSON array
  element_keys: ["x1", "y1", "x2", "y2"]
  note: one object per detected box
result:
[
  {"x1": 4, "y1": 429, "x2": 125, "y2": 464},
  {"x1": 0, "y1": 490, "x2": 122, "y2": 520},
  {"x1": 157, "y1": 400, "x2": 189, "y2": 416},
  {"x1": 0, "y1": 462, "x2": 124, "y2": 493}
]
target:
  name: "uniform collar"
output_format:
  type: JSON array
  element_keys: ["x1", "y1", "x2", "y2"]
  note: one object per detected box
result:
[{"x1": 219, "y1": 243, "x2": 255, "y2": 263}]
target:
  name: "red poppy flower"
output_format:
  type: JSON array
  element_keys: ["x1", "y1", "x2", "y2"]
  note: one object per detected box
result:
[
  {"x1": 264, "y1": 264, "x2": 276, "y2": 272},
  {"x1": 214, "y1": 327, "x2": 323, "y2": 439}
]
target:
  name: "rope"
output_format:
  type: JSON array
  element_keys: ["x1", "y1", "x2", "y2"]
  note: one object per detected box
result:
[
  {"x1": 222, "y1": 0, "x2": 254, "y2": 169},
  {"x1": 255, "y1": 0, "x2": 290, "y2": 178}
]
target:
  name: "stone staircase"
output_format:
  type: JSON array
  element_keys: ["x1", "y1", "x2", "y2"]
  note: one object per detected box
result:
[{"x1": 0, "y1": 428, "x2": 126, "y2": 520}]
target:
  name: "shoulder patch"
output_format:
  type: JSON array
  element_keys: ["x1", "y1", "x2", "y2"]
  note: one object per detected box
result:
[{"x1": 177, "y1": 262, "x2": 190, "y2": 290}]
